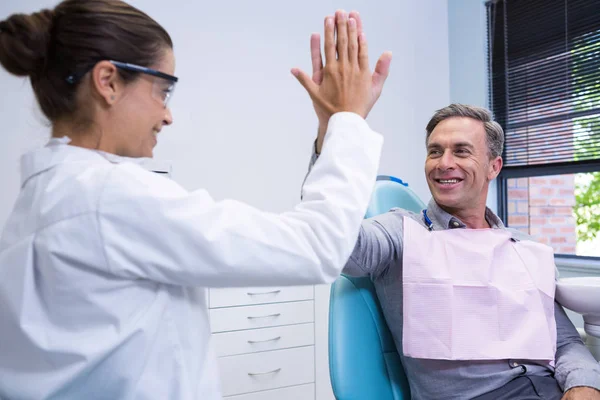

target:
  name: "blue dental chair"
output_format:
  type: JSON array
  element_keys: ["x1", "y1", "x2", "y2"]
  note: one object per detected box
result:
[{"x1": 328, "y1": 176, "x2": 426, "y2": 400}]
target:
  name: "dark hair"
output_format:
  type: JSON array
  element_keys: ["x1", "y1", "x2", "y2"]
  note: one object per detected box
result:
[
  {"x1": 425, "y1": 103, "x2": 505, "y2": 158},
  {"x1": 0, "y1": 0, "x2": 173, "y2": 122}
]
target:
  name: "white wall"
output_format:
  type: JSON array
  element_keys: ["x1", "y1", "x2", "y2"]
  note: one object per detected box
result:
[
  {"x1": 0, "y1": 1, "x2": 450, "y2": 399},
  {"x1": 448, "y1": 0, "x2": 487, "y2": 107}
]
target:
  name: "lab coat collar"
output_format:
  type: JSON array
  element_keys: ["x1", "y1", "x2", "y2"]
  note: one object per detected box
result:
[{"x1": 19, "y1": 136, "x2": 150, "y2": 187}]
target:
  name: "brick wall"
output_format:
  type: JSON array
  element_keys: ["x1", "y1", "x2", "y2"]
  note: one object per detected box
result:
[{"x1": 506, "y1": 175, "x2": 577, "y2": 254}]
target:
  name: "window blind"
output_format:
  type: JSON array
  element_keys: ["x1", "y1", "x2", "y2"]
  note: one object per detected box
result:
[{"x1": 487, "y1": 0, "x2": 600, "y2": 170}]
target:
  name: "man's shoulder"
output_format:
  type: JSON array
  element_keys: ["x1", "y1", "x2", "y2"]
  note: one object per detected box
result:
[
  {"x1": 367, "y1": 207, "x2": 423, "y2": 231},
  {"x1": 505, "y1": 226, "x2": 537, "y2": 242},
  {"x1": 388, "y1": 207, "x2": 420, "y2": 216},
  {"x1": 388, "y1": 207, "x2": 422, "y2": 221}
]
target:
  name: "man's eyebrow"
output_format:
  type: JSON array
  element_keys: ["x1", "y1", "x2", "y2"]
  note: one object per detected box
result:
[{"x1": 453, "y1": 142, "x2": 475, "y2": 148}]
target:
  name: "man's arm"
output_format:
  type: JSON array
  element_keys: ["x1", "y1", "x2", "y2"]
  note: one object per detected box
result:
[
  {"x1": 554, "y1": 301, "x2": 600, "y2": 393},
  {"x1": 343, "y1": 214, "x2": 403, "y2": 278},
  {"x1": 303, "y1": 145, "x2": 403, "y2": 279}
]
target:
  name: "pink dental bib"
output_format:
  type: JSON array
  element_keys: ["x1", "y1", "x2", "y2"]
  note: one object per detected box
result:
[{"x1": 402, "y1": 217, "x2": 556, "y2": 362}]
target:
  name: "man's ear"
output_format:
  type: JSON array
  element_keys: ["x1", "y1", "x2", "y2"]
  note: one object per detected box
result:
[
  {"x1": 489, "y1": 156, "x2": 503, "y2": 181},
  {"x1": 90, "y1": 61, "x2": 122, "y2": 106}
]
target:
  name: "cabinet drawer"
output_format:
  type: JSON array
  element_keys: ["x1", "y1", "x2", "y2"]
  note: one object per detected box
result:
[
  {"x1": 210, "y1": 286, "x2": 313, "y2": 308},
  {"x1": 213, "y1": 323, "x2": 314, "y2": 357},
  {"x1": 218, "y1": 346, "x2": 314, "y2": 397},
  {"x1": 224, "y1": 383, "x2": 314, "y2": 400},
  {"x1": 210, "y1": 301, "x2": 314, "y2": 333}
]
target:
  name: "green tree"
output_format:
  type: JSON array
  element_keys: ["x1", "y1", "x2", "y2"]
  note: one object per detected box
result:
[
  {"x1": 575, "y1": 171, "x2": 600, "y2": 242},
  {"x1": 572, "y1": 33, "x2": 600, "y2": 244}
]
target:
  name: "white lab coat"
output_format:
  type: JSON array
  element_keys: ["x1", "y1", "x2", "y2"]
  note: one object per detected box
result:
[{"x1": 0, "y1": 112, "x2": 382, "y2": 399}]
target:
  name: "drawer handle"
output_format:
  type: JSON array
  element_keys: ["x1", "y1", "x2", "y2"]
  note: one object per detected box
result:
[
  {"x1": 247, "y1": 313, "x2": 281, "y2": 320},
  {"x1": 248, "y1": 368, "x2": 282, "y2": 376},
  {"x1": 247, "y1": 336, "x2": 282, "y2": 344},
  {"x1": 247, "y1": 290, "x2": 281, "y2": 296}
]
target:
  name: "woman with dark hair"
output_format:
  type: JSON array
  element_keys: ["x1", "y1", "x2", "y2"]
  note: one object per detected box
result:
[{"x1": 0, "y1": 0, "x2": 391, "y2": 398}]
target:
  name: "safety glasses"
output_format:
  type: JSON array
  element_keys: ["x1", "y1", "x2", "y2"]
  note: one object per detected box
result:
[
  {"x1": 109, "y1": 61, "x2": 178, "y2": 108},
  {"x1": 66, "y1": 60, "x2": 179, "y2": 108}
]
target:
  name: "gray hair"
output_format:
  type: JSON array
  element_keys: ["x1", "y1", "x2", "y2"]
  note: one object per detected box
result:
[{"x1": 425, "y1": 104, "x2": 505, "y2": 158}]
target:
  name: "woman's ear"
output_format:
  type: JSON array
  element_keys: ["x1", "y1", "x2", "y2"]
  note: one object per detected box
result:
[{"x1": 90, "y1": 61, "x2": 122, "y2": 106}]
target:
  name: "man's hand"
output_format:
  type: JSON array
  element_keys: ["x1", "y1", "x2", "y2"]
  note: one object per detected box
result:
[
  {"x1": 292, "y1": 10, "x2": 392, "y2": 154},
  {"x1": 562, "y1": 387, "x2": 600, "y2": 400}
]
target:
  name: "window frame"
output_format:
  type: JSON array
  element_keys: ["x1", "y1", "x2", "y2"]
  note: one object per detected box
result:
[{"x1": 497, "y1": 165, "x2": 600, "y2": 263}]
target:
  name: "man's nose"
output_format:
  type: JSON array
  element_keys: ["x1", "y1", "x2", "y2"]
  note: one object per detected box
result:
[{"x1": 437, "y1": 149, "x2": 456, "y2": 170}]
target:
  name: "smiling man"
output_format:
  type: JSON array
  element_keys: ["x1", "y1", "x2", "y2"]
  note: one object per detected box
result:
[
  {"x1": 308, "y1": 104, "x2": 600, "y2": 400},
  {"x1": 423, "y1": 109, "x2": 502, "y2": 229}
]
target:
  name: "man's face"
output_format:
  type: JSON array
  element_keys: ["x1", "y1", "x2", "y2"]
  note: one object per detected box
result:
[{"x1": 425, "y1": 117, "x2": 502, "y2": 212}]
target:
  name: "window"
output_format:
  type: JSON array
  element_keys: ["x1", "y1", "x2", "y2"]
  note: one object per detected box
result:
[{"x1": 487, "y1": 0, "x2": 600, "y2": 258}]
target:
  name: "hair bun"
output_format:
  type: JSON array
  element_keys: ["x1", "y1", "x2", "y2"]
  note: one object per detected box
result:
[{"x1": 0, "y1": 9, "x2": 54, "y2": 77}]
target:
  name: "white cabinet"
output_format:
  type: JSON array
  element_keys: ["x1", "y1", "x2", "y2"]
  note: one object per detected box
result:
[
  {"x1": 218, "y1": 346, "x2": 314, "y2": 397},
  {"x1": 208, "y1": 286, "x2": 319, "y2": 399},
  {"x1": 212, "y1": 323, "x2": 314, "y2": 357},
  {"x1": 224, "y1": 383, "x2": 315, "y2": 400},
  {"x1": 209, "y1": 286, "x2": 314, "y2": 308},
  {"x1": 210, "y1": 300, "x2": 314, "y2": 333}
]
